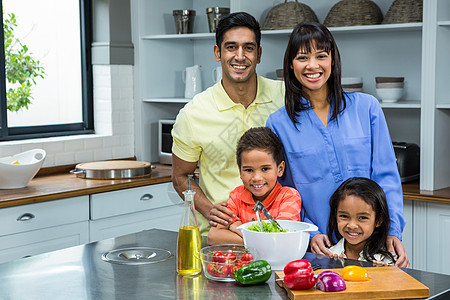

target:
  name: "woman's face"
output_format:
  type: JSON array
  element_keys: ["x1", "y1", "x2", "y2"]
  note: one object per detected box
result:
[{"x1": 291, "y1": 44, "x2": 332, "y2": 96}]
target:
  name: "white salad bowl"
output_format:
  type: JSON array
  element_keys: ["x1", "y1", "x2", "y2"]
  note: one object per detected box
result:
[
  {"x1": 0, "y1": 149, "x2": 46, "y2": 189},
  {"x1": 237, "y1": 220, "x2": 318, "y2": 270}
]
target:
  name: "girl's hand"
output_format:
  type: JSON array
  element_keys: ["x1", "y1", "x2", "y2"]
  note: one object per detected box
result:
[
  {"x1": 310, "y1": 234, "x2": 333, "y2": 256},
  {"x1": 372, "y1": 260, "x2": 389, "y2": 266},
  {"x1": 329, "y1": 253, "x2": 344, "y2": 260}
]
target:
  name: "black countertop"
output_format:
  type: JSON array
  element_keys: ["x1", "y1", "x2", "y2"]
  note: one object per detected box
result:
[{"x1": 0, "y1": 229, "x2": 449, "y2": 299}]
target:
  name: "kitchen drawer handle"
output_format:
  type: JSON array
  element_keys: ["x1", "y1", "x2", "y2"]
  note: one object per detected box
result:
[
  {"x1": 17, "y1": 213, "x2": 35, "y2": 222},
  {"x1": 140, "y1": 194, "x2": 154, "y2": 201}
]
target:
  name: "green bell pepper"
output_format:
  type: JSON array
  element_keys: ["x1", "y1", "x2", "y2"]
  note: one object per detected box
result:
[{"x1": 234, "y1": 260, "x2": 272, "y2": 285}]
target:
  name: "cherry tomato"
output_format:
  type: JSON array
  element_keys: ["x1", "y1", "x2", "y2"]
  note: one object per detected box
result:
[
  {"x1": 241, "y1": 252, "x2": 253, "y2": 262},
  {"x1": 207, "y1": 263, "x2": 229, "y2": 278},
  {"x1": 224, "y1": 252, "x2": 237, "y2": 262},
  {"x1": 212, "y1": 251, "x2": 225, "y2": 263},
  {"x1": 230, "y1": 261, "x2": 245, "y2": 277}
]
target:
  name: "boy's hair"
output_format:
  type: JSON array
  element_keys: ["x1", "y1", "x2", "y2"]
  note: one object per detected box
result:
[
  {"x1": 236, "y1": 127, "x2": 284, "y2": 167},
  {"x1": 327, "y1": 177, "x2": 396, "y2": 263},
  {"x1": 215, "y1": 12, "x2": 261, "y2": 53}
]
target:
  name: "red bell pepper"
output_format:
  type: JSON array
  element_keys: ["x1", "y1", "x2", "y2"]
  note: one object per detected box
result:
[{"x1": 283, "y1": 259, "x2": 315, "y2": 290}]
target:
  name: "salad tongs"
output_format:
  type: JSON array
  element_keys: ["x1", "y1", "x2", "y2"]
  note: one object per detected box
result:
[{"x1": 253, "y1": 201, "x2": 285, "y2": 232}]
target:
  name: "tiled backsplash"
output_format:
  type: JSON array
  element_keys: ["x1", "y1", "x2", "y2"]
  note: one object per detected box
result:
[{"x1": 0, "y1": 65, "x2": 135, "y2": 167}]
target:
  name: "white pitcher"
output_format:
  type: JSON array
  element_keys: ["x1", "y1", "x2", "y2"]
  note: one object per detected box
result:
[
  {"x1": 212, "y1": 66, "x2": 222, "y2": 83},
  {"x1": 182, "y1": 65, "x2": 202, "y2": 98}
]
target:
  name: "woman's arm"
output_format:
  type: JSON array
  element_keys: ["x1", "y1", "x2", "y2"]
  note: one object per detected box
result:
[{"x1": 369, "y1": 98, "x2": 409, "y2": 267}]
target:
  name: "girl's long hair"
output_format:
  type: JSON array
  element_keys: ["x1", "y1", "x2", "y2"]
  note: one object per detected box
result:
[
  {"x1": 327, "y1": 177, "x2": 396, "y2": 263},
  {"x1": 283, "y1": 22, "x2": 347, "y2": 127}
]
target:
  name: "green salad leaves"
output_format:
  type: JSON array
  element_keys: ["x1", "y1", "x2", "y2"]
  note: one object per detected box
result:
[{"x1": 247, "y1": 221, "x2": 288, "y2": 233}]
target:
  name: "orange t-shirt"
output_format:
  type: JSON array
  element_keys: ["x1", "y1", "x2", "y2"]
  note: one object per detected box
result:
[{"x1": 227, "y1": 181, "x2": 301, "y2": 224}]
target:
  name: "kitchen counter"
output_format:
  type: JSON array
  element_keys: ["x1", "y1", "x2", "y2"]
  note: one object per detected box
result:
[
  {"x1": 0, "y1": 163, "x2": 449, "y2": 209},
  {"x1": 0, "y1": 228, "x2": 448, "y2": 299},
  {"x1": 0, "y1": 163, "x2": 172, "y2": 208}
]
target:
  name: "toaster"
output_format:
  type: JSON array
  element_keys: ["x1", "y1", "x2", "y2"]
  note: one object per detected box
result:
[{"x1": 392, "y1": 141, "x2": 420, "y2": 183}]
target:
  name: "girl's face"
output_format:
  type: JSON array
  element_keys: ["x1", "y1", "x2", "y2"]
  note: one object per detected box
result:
[
  {"x1": 239, "y1": 149, "x2": 284, "y2": 202},
  {"x1": 291, "y1": 43, "x2": 332, "y2": 96},
  {"x1": 336, "y1": 194, "x2": 380, "y2": 249}
]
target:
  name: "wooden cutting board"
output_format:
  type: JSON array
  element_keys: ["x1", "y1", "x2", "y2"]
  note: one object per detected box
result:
[{"x1": 275, "y1": 266, "x2": 429, "y2": 300}]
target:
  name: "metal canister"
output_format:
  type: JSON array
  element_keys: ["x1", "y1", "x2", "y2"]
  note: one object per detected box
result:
[
  {"x1": 206, "y1": 7, "x2": 230, "y2": 33},
  {"x1": 173, "y1": 10, "x2": 196, "y2": 34}
]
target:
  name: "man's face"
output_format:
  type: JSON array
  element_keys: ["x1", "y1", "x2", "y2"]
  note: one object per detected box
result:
[{"x1": 214, "y1": 26, "x2": 261, "y2": 85}]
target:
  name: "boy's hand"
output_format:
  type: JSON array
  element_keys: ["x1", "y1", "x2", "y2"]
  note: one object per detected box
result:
[
  {"x1": 208, "y1": 201, "x2": 235, "y2": 227},
  {"x1": 310, "y1": 234, "x2": 333, "y2": 256}
]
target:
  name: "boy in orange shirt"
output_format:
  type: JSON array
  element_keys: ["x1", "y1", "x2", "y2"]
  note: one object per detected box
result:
[{"x1": 207, "y1": 127, "x2": 302, "y2": 245}]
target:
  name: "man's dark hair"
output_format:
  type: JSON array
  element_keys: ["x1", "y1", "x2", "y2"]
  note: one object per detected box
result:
[
  {"x1": 236, "y1": 127, "x2": 284, "y2": 167},
  {"x1": 215, "y1": 12, "x2": 261, "y2": 52}
]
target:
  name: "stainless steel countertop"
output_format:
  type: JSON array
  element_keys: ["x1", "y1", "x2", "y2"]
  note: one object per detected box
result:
[{"x1": 0, "y1": 229, "x2": 448, "y2": 299}]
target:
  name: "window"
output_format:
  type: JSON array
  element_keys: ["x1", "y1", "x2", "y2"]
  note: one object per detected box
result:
[{"x1": 1, "y1": 0, "x2": 93, "y2": 141}]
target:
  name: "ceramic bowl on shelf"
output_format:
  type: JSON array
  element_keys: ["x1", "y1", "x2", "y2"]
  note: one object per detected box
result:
[
  {"x1": 376, "y1": 87, "x2": 404, "y2": 103},
  {"x1": 237, "y1": 220, "x2": 318, "y2": 270},
  {"x1": 200, "y1": 244, "x2": 257, "y2": 282},
  {"x1": 375, "y1": 76, "x2": 404, "y2": 83},
  {"x1": 376, "y1": 82, "x2": 404, "y2": 89},
  {"x1": 0, "y1": 149, "x2": 46, "y2": 189}
]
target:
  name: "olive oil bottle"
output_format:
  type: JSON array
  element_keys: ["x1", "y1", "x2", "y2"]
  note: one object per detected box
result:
[{"x1": 177, "y1": 175, "x2": 201, "y2": 275}]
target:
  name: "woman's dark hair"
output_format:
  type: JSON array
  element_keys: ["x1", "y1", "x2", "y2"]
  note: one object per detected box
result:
[
  {"x1": 327, "y1": 177, "x2": 396, "y2": 263},
  {"x1": 236, "y1": 127, "x2": 284, "y2": 167},
  {"x1": 215, "y1": 12, "x2": 261, "y2": 52},
  {"x1": 283, "y1": 22, "x2": 346, "y2": 127}
]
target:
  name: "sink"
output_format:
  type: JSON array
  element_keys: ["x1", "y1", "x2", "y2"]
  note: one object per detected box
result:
[{"x1": 102, "y1": 247, "x2": 173, "y2": 265}]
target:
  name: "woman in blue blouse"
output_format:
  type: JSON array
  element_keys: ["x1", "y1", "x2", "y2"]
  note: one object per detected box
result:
[{"x1": 266, "y1": 22, "x2": 409, "y2": 267}]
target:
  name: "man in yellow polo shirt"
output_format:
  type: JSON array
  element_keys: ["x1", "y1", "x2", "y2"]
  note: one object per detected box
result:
[{"x1": 171, "y1": 12, "x2": 284, "y2": 235}]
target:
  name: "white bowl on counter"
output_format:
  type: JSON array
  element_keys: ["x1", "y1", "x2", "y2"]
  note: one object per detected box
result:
[
  {"x1": 237, "y1": 220, "x2": 318, "y2": 270},
  {"x1": 0, "y1": 149, "x2": 46, "y2": 189}
]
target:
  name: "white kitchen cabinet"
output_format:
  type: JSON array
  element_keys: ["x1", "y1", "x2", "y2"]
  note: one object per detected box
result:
[
  {"x1": 89, "y1": 182, "x2": 183, "y2": 242},
  {"x1": 404, "y1": 199, "x2": 450, "y2": 275},
  {"x1": 0, "y1": 196, "x2": 89, "y2": 264},
  {"x1": 402, "y1": 199, "x2": 413, "y2": 268},
  {"x1": 132, "y1": 0, "x2": 450, "y2": 191},
  {"x1": 425, "y1": 202, "x2": 450, "y2": 275}
]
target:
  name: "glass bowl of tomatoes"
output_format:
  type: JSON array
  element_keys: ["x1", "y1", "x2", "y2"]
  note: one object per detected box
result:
[{"x1": 200, "y1": 244, "x2": 256, "y2": 282}]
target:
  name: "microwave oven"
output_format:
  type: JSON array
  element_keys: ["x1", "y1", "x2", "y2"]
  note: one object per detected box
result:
[{"x1": 158, "y1": 120, "x2": 175, "y2": 165}]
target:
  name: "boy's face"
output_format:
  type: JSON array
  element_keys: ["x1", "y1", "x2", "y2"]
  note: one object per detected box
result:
[{"x1": 239, "y1": 149, "x2": 284, "y2": 203}]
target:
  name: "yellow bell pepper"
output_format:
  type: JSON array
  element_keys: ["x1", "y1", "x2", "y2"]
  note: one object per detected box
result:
[{"x1": 342, "y1": 265, "x2": 370, "y2": 281}]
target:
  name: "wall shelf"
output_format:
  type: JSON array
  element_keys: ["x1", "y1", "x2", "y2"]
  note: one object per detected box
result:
[
  {"x1": 380, "y1": 100, "x2": 421, "y2": 109},
  {"x1": 438, "y1": 21, "x2": 450, "y2": 26},
  {"x1": 143, "y1": 98, "x2": 191, "y2": 104},
  {"x1": 436, "y1": 103, "x2": 450, "y2": 109},
  {"x1": 142, "y1": 23, "x2": 423, "y2": 40}
]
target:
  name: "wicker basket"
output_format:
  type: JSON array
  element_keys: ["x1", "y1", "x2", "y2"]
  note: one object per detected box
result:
[
  {"x1": 382, "y1": 0, "x2": 423, "y2": 24},
  {"x1": 262, "y1": 0, "x2": 319, "y2": 30},
  {"x1": 324, "y1": 0, "x2": 383, "y2": 27}
]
